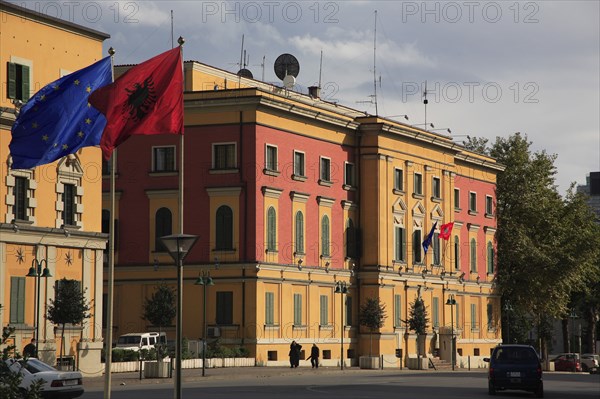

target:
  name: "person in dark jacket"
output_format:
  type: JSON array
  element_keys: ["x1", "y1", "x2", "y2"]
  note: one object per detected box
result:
[
  {"x1": 23, "y1": 338, "x2": 36, "y2": 358},
  {"x1": 289, "y1": 341, "x2": 302, "y2": 368},
  {"x1": 309, "y1": 343, "x2": 320, "y2": 368}
]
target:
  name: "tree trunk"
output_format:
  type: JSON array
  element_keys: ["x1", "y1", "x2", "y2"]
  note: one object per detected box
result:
[
  {"x1": 369, "y1": 331, "x2": 372, "y2": 357},
  {"x1": 586, "y1": 305, "x2": 597, "y2": 354},
  {"x1": 561, "y1": 318, "x2": 570, "y2": 353},
  {"x1": 60, "y1": 324, "x2": 66, "y2": 368}
]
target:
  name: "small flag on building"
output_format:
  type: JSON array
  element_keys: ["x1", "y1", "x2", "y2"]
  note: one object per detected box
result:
[
  {"x1": 439, "y1": 222, "x2": 454, "y2": 240},
  {"x1": 89, "y1": 47, "x2": 183, "y2": 160},
  {"x1": 422, "y1": 221, "x2": 437, "y2": 254},
  {"x1": 9, "y1": 57, "x2": 112, "y2": 169}
]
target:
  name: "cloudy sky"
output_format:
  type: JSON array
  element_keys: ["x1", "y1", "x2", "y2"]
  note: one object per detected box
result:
[{"x1": 14, "y1": 0, "x2": 599, "y2": 194}]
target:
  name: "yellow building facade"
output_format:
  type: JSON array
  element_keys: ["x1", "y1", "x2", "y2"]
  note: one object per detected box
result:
[{"x1": 1, "y1": 1, "x2": 109, "y2": 376}]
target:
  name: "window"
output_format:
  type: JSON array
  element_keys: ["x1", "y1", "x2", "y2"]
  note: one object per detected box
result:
[
  {"x1": 456, "y1": 301, "x2": 460, "y2": 328},
  {"x1": 394, "y1": 168, "x2": 404, "y2": 191},
  {"x1": 13, "y1": 176, "x2": 28, "y2": 221},
  {"x1": 454, "y1": 188, "x2": 460, "y2": 209},
  {"x1": 486, "y1": 195, "x2": 493, "y2": 216},
  {"x1": 10, "y1": 277, "x2": 25, "y2": 324},
  {"x1": 469, "y1": 192, "x2": 477, "y2": 212},
  {"x1": 344, "y1": 162, "x2": 355, "y2": 187},
  {"x1": 293, "y1": 151, "x2": 305, "y2": 177},
  {"x1": 345, "y1": 296, "x2": 352, "y2": 326},
  {"x1": 215, "y1": 205, "x2": 233, "y2": 250},
  {"x1": 413, "y1": 230, "x2": 422, "y2": 263},
  {"x1": 432, "y1": 297, "x2": 439, "y2": 328},
  {"x1": 295, "y1": 211, "x2": 304, "y2": 254},
  {"x1": 454, "y1": 236, "x2": 460, "y2": 270},
  {"x1": 470, "y1": 238, "x2": 477, "y2": 272},
  {"x1": 62, "y1": 183, "x2": 76, "y2": 226},
  {"x1": 433, "y1": 232, "x2": 441, "y2": 265},
  {"x1": 267, "y1": 207, "x2": 277, "y2": 251},
  {"x1": 102, "y1": 210, "x2": 110, "y2": 234},
  {"x1": 395, "y1": 226, "x2": 406, "y2": 262},
  {"x1": 320, "y1": 295, "x2": 329, "y2": 326},
  {"x1": 346, "y1": 219, "x2": 356, "y2": 259},
  {"x1": 155, "y1": 207, "x2": 172, "y2": 251},
  {"x1": 153, "y1": 146, "x2": 176, "y2": 172},
  {"x1": 471, "y1": 303, "x2": 477, "y2": 331},
  {"x1": 265, "y1": 144, "x2": 278, "y2": 171},
  {"x1": 102, "y1": 159, "x2": 111, "y2": 176},
  {"x1": 432, "y1": 177, "x2": 441, "y2": 198},
  {"x1": 293, "y1": 293, "x2": 302, "y2": 326},
  {"x1": 7, "y1": 62, "x2": 30, "y2": 101},
  {"x1": 487, "y1": 242, "x2": 494, "y2": 274},
  {"x1": 487, "y1": 304, "x2": 494, "y2": 330},
  {"x1": 213, "y1": 143, "x2": 236, "y2": 169},
  {"x1": 216, "y1": 291, "x2": 233, "y2": 325},
  {"x1": 265, "y1": 292, "x2": 275, "y2": 326},
  {"x1": 320, "y1": 157, "x2": 331, "y2": 182},
  {"x1": 394, "y1": 294, "x2": 402, "y2": 328},
  {"x1": 414, "y1": 173, "x2": 423, "y2": 195},
  {"x1": 321, "y1": 215, "x2": 330, "y2": 257}
]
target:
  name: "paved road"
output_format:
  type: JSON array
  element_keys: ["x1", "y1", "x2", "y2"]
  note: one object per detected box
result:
[{"x1": 82, "y1": 367, "x2": 600, "y2": 399}]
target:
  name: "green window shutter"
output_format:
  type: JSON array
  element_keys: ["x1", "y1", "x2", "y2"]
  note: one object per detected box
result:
[
  {"x1": 267, "y1": 207, "x2": 276, "y2": 251},
  {"x1": 455, "y1": 302, "x2": 460, "y2": 328},
  {"x1": 471, "y1": 303, "x2": 477, "y2": 330},
  {"x1": 345, "y1": 296, "x2": 352, "y2": 326},
  {"x1": 21, "y1": 64, "x2": 30, "y2": 101},
  {"x1": 320, "y1": 295, "x2": 328, "y2": 326},
  {"x1": 293, "y1": 294, "x2": 302, "y2": 326},
  {"x1": 433, "y1": 297, "x2": 439, "y2": 328},
  {"x1": 10, "y1": 277, "x2": 25, "y2": 323},
  {"x1": 295, "y1": 212, "x2": 304, "y2": 253},
  {"x1": 265, "y1": 292, "x2": 274, "y2": 325},
  {"x1": 394, "y1": 294, "x2": 402, "y2": 327},
  {"x1": 321, "y1": 216, "x2": 330, "y2": 257},
  {"x1": 470, "y1": 239, "x2": 477, "y2": 272},
  {"x1": 487, "y1": 304, "x2": 493, "y2": 330},
  {"x1": 8, "y1": 62, "x2": 16, "y2": 99}
]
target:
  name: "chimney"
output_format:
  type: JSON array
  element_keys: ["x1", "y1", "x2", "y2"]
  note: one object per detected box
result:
[{"x1": 308, "y1": 86, "x2": 321, "y2": 99}]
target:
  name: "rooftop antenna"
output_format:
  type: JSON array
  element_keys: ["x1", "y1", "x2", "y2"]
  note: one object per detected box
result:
[
  {"x1": 254, "y1": 55, "x2": 266, "y2": 81},
  {"x1": 170, "y1": 10, "x2": 174, "y2": 48},
  {"x1": 274, "y1": 53, "x2": 300, "y2": 90},
  {"x1": 239, "y1": 34, "x2": 245, "y2": 70},
  {"x1": 373, "y1": 10, "x2": 378, "y2": 115},
  {"x1": 423, "y1": 80, "x2": 429, "y2": 127},
  {"x1": 237, "y1": 36, "x2": 254, "y2": 79},
  {"x1": 319, "y1": 50, "x2": 323, "y2": 88}
]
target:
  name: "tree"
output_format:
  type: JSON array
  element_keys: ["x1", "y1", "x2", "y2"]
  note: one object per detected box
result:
[
  {"x1": 462, "y1": 136, "x2": 489, "y2": 155},
  {"x1": 142, "y1": 283, "x2": 176, "y2": 360},
  {"x1": 408, "y1": 296, "x2": 429, "y2": 360},
  {"x1": 359, "y1": 297, "x2": 387, "y2": 357},
  {"x1": 46, "y1": 279, "x2": 92, "y2": 366}
]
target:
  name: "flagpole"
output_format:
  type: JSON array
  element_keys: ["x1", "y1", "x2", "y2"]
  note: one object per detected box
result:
[
  {"x1": 103, "y1": 47, "x2": 116, "y2": 399},
  {"x1": 176, "y1": 36, "x2": 185, "y2": 399},
  {"x1": 178, "y1": 37, "x2": 184, "y2": 234}
]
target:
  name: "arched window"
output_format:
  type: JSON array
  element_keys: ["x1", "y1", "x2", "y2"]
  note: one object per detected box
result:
[
  {"x1": 453, "y1": 235, "x2": 460, "y2": 270},
  {"x1": 155, "y1": 207, "x2": 172, "y2": 251},
  {"x1": 216, "y1": 205, "x2": 233, "y2": 250},
  {"x1": 470, "y1": 238, "x2": 477, "y2": 272},
  {"x1": 487, "y1": 242, "x2": 494, "y2": 274},
  {"x1": 321, "y1": 215, "x2": 330, "y2": 257},
  {"x1": 295, "y1": 211, "x2": 304, "y2": 254},
  {"x1": 267, "y1": 207, "x2": 276, "y2": 251},
  {"x1": 346, "y1": 218, "x2": 356, "y2": 259}
]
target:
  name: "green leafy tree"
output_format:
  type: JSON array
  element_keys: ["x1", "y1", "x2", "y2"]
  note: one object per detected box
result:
[
  {"x1": 46, "y1": 279, "x2": 92, "y2": 365},
  {"x1": 408, "y1": 296, "x2": 429, "y2": 359},
  {"x1": 359, "y1": 297, "x2": 387, "y2": 356},
  {"x1": 462, "y1": 136, "x2": 489, "y2": 155},
  {"x1": 142, "y1": 283, "x2": 175, "y2": 360}
]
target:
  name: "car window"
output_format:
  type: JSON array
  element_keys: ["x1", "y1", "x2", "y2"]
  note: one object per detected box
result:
[
  {"x1": 494, "y1": 347, "x2": 538, "y2": 364},
  {"x1": 23, "y1": 359, "x2": 56, "y2": 373}
]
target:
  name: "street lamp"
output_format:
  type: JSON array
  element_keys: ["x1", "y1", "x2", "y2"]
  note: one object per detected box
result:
[
  {"x1": 194, "y1": 271, "x2": 214, "y2": 377},
  {"x1": 503, "y1": 301, "x2": 513, "y2": 344},
  {"x1": 160, "y1": 234, "x2": 198, "y2": 399},
  {"x1": 334, "y1": 281, "x2": 348, "y2": 370},
  {"x1": 569, "y1": 308, "x2": 578, "y2": 372},
  {"x1": 26, "y1": 259, "x2": 52, "y2": 358},
  {"x1": 445, "y1": 294, "x2": 456, "y2": 371}
]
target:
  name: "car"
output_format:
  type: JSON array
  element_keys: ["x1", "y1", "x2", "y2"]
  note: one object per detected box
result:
[
  {"x1": 4, "y1": 358, "x2": 84, "y2": 398},
  {"x1": 115, "y1": 331, "x2": 167, "y2": 351},
  {"x1": 581, "y1": 354, "x2": 599, "y2": 372},
  {"x1": 550, "y1": 353, "x2": 582, "y2": 372},
  {"x1": 484, "y1": 344, "x2": 543, "y2": 397}
]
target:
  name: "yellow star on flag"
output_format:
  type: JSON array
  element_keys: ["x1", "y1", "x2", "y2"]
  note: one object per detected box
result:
[
  {"x1": 40, "y1": 95, "x2": 46, "y2": 101},
  {"x1": 32, "y1": 122, "x2": 38, "y2": 128},
  {"x1": 62, "y1": 144, "x2": 68, "y2": 150},
  {"x1": 74, "y1": 79, "x2": 80, "y2": 86},
  {"x1": 42, "y1": 134, "x2": 49, "y2": 142},
  {"x1": 85, "y1": 118, "x2": 92, "y2": 124},
  {"x1": 86, "y1": 86, "x2": 92, "y2": 93},
  {"x1": 53, "y1": 85, "x2": 60, "y2": 91},
  {"x1": 77, "y1": 131, "x2": 84, "y2": 138}
]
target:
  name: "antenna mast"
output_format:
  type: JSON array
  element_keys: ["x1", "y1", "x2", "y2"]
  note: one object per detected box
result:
[
  {"x1": 239, "y1": 35, "x2": 245, "y2": 70},
  {"x1": 171, "y1": 10, "x2": 174, "y2": 48},
  {"x1": 319, "y1": 50, "x2": 323, "y2": 88},
  {"x1": 423, "y1": 80, "x2": 429, "y2": 127},
  {"x1": 373, "y1": 10, "x2": 378, "y2": 115}
]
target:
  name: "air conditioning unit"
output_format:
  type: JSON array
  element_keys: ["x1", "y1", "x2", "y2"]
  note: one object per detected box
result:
[{"x1": 207, "y1": 327, "x2": 221, "y2": 338}]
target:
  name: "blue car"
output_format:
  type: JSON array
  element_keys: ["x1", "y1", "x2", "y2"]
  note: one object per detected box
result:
[{"x1": 484, "y1": 344, "x2": 544, "y2": 397}]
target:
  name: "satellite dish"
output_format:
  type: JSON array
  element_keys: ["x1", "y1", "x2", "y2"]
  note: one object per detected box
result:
[
  {"x1": 283, "y1": 75, "x2": 296, "y2": 89},
  {"x1": 274, "y1": 53, "x2": 300, "y2": 80},
  {"x1": 237, "y1": 68, "x2": 253, "y2": 79}
]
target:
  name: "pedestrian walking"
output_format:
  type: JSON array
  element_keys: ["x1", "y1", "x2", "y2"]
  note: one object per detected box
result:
[
  {"x1": 23, "y1": 338, "x2": 36, "y2": 358},
  {"x1": 309, "y1": 343, "x2": 320, "y2": 368},
  {"x1": 289, "y1": 341, "x2": 302, "y2": 368}
]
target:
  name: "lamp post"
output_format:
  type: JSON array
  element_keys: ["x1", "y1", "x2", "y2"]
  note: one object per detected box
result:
[
  {"x1": 160, "y1": 234, "x2": 198, "y2": 399},
  {"x1": 445, "y1": 294, "x2": 456, "y2": 371},
  {"x1": 194, "y1": 271, "x2": 214, "y2": 377},
  {"x1": 569, "y1": 308, "x2": 578, "y2": 372},
  {"x1": 503, "y1": 301, "x2": 513, "y2": 344},
  {"x1": 334, "y1": 281, "x2": 348, "y2": 370},
  {"x1": 26, "y1": 259, "x2": 52, "y2": 358}
]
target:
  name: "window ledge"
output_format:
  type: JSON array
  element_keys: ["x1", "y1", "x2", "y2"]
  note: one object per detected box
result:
[
  {"x1": 292, "y1": 174, "x2": 307, "y2": 182},
  {"x1": 318, "y1": 179, "x2": 333, "y2": 187},
  {"x1": 485, "y1": 213, "x2": 494, "y2": 219},
  {"x1": 264, "y1": 325, "x2": 279, "y2": 330},
  {"x1": 319, "y1": 325, "x2": 334, "y2": 330},
  {"x1": 265, "y1": 249, "x2": 278, "y2": 254},
  {"x1": 149, "y1": 171, "x2": 178, "y2": 177},
  {"x1": 209, "y1": 168, "x2": 239, "y2": 174},
  {"x1": 12, "y1": 219, "x2": 34, "y2": 225},
  {"x1": 393, "y1": 189, "x2": 405, "y2": 195},
  {"x1": 342, "y1": 184, "x2": 356, "y2": 191},
  {"x1": 468, "y1": 210, "x2": 478, "y2": 216},
  {"x1": 431, "y1": 197, "x2": 442, "y2": 203},
  {"x1": 292, "y1": 325, "x2": 307, "y2": 330},
  {"x1": 263, "y1": 169, "x2": 280, "y2": 177},
  {"x1": 454, "y1": 207, "x2": 461, "y2": 212},
  {"x1": 212, "y1": 248, "x2": 236, "y2": 253},
  {"x1": 412, "y1": 193, "x2": 424, "y2": 200}
]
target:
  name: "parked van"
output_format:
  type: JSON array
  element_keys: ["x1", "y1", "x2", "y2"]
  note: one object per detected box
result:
[{"x1": 115, "y1": 332, "x2": 167, "y2": 351}]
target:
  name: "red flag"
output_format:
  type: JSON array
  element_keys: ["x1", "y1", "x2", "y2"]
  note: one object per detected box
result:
[
  {"x1": 439, "y1": 222, "x2": 454, "y2": 240},
  {"x1": 89, "y1": 47, "x2": 183, "y2": 160}
]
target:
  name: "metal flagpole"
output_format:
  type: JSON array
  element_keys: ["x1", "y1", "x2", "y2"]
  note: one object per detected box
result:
[{"x1": 103, "y1": 47, "x2": 116, "y2": 399}]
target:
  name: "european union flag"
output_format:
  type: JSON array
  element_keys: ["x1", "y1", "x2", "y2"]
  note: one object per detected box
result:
[
  {"x1": 422, "y1": 221, "x2": 437, "y2": 255},
  {"x1": 9, "y1": 57, "x2": 112, "y2": 169}
]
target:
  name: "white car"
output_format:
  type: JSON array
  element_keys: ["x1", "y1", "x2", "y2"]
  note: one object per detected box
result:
[
  {"x1": 581, "y1": 353, "x2": 599, "y2": 372},
  {"x1": 5, "y1": 358, "x2": 84, "y2": 398}
]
